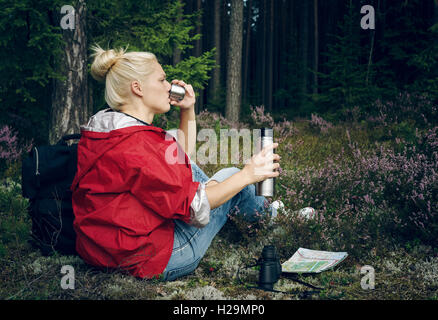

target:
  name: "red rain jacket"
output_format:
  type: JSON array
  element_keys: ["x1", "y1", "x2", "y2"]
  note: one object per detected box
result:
[{"x1": 70, "y1": 124, "x2": 199, "y2": 278}]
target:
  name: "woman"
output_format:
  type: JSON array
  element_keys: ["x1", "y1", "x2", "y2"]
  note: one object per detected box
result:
[{"x1": 70, "y1": 45, "x2": 281, "y2": 281}]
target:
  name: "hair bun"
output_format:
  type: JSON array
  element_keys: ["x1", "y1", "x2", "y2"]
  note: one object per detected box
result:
[{"x1": 90, "y1": 44, "x2": 126, "y2": 82}]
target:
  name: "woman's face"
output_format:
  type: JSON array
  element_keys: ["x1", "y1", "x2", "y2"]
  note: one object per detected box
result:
[{"x1": 140, "y1": 61, "x2": 172, "y2": 114}]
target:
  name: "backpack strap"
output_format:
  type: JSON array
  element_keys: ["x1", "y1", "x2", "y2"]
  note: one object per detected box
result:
[{"x1": 57, "y1": 134, "x2": 81, "y2": 146}]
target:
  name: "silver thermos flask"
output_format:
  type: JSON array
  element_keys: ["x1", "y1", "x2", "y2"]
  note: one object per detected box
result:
[{"x1": 256, "y1": 128, "x2": 275, "y2": 197}]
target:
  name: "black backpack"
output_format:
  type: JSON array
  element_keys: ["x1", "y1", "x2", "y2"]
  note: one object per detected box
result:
[{"x1": 21, "y1": 134, "x2": 81, "y2": 256}]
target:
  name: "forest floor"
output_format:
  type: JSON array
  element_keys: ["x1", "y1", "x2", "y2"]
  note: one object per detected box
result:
[{"x1": 1, "y1": 221, "x2": 437, "y2": 300}]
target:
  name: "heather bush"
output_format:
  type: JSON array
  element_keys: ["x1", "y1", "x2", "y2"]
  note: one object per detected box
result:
[
  {"x1": 280, "y1": 118, "x2": 369, "y2": 170},
  {"x1": 0, "y1": 125, "x2": 22, "y2": 161},
  {"x1": 366, "y1": 92, "x2": 438, "y2": 143},
  {"x1": 309, "y1": 113, "x2": 334, "y2": 134},
  {"x1": 177, "y1": 104, "x2": 437, "y2": 261},
  {"x1": 196, "y1": 108, "x2": 246, "y2": 133},
  {"x1": 249, "y1": 105, "x2": 300, "y2": 153},
  {"x1": 274, "y1": 125, "x2": 438, "y2": 258},
  {"x1": 0, "y1": 124, "x2": 33, "y2": 180},
  {"x1": 250, "y1": 105, "x2": 275, "y2": 128}
]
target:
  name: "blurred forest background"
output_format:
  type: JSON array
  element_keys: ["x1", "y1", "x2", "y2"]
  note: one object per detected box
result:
[{"x1": 0, "y1": 0, "x2": 436, "y2": 146}]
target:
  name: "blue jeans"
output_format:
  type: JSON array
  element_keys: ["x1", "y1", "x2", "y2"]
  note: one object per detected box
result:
[{"x1": 161, "y1": 161, "x2": 274, "y2": 281}]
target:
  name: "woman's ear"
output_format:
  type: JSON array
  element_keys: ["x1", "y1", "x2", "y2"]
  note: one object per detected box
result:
[{"x1": 131, "y1": 80, "x2": 143, "y2": 97}]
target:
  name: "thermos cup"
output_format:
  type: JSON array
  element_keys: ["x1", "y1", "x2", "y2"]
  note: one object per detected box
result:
[
  {"x1": 256, "y1": 128, "x2": 275, "y2": 197},
  {"x1": 169, "y1": 84, "x2": 186, "y2": 101}
]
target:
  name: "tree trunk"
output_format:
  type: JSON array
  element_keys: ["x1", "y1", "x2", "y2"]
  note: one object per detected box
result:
[
  {"x1": 435, "y1": 0, "x2": 438, "y2": 30},
  {"x1": 194, "y1": 0, "x2": 203, "y2": 113},
  {"x1": 266, "y1": 0, "x2": 274, "y2": 112},
  {"x1": 261, "y1": 0, "x2": 267, "y2": 107},
  {"x1": 434, "y1": 0, "x2": 438, "y2": 51},
  {"x1": 273, "y1": 0, "x2": 280, "y2": 111},
  {"x1": 313, "y1": 0, "x2": 319, "y2": 94},
  {"x1": 255, "y1": 0, "x2": 264, "y2": 107},
  {"x1": 221, "y1": 0, "x2": 230, "y2": 115},
  {"x1": 290, "y1": 0, "x2": 298, "y2": 107},
  {"x1": 173, "y1": 0, "x2": 183, "y2": 65},
  {"x1": 225, "y1": 0, "x2": 244, "y2": 122},
  {"x1": 279, "y1": 0, "x2": 288, "y2": 110},
  {"x1": 195, "y1": 0, "x2": 202, "y2": 57},
  {"x1": 366, "y1": 29, "x2": 376, "y2": 86},
  {"x1": 242, "y1": 0, "x2": 252, "y2": 106},
  {"x1": 50, "y1": 0, "x2": 89, "y2": 144},
  {"x1": 211, "y1": 0, "x2": 222, "y2": 104},
  {"x1": 299, "y1": 1, "x2": 309, "y2": 107}
]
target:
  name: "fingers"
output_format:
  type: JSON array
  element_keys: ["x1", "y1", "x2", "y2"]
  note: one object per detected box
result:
[
  {"x1": 268, "y1": 163, "x2": 281, "y2": 178},
  {"x1": 171, "y1": 79, "x2": 186, "y2": 86},
  {"x1": 247, "y1": 142, "x2": 282, "y2": 182},
  {"x1": 254, "y1": 143, "x2": 281, "y2": 168},
  {"x1": 253, "y1": 160, "x2": 281, "y2": 177},
  {"x1": 261, "y1": 142, "x2": 278, "y2": 156},
  {"x1": 270, "y1": 171, "x2": 280, "y2": 178},
  {"x1": 171, "y1": 79, "x2": 191, "y2": 92},
  {"x1": 265, "y1": 162, "x2": 280, "y2": 171},
  {"x1": 265, "y1": 153, "x2": 281, "y2": 162}
]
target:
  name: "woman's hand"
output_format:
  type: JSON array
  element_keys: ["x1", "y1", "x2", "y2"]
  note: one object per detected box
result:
[
  {"x1": 241, "y1": 142, "x2": 281, "y2": 185},
  {"x1": 170, "y1": 79, "x2": 196, "y2": 110},
  {"x1": 205, "y1": 143, "x2": 280, "y2": 209}
]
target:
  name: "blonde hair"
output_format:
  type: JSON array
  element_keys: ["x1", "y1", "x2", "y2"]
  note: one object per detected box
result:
[{"x1": 90, "y1": 44, "x2": 158, "y2": 110}]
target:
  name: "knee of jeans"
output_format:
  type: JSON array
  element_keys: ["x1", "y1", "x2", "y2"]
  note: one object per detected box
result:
[
  {"x1": 209, "y1": 167, "x2": 241, "y2": 184},
  {"x1": 239, "y1": 184, "x2": 257, "y2": 200},
  {"x1": 224, "y1": 167, "x2": 241, "y2": 175},
  {"x1": 244, "y1": 183, "x2": 256, "y2": 194}
]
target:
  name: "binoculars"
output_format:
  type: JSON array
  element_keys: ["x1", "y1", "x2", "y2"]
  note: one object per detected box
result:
[
  {"x1": 257, "y1": 245, "x2": 282, "y2": 291},
  {"x1": 238, "y1": 245, "x2": 322, "y2": 294}
]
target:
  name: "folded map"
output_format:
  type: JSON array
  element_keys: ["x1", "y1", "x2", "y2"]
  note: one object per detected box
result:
[{"x1": 281, "y1": 248, "x2": 348, "y2": 273}]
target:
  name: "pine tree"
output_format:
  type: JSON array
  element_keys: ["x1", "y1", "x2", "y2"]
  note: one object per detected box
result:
[
  {"x1": 0, "y1": 0, "x2": 65, "y2": 144},
  {"x1": 317, "y1": 1, "x2": 381, "y2": 117}
]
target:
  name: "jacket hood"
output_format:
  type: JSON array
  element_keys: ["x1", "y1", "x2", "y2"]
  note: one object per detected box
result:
[{"x1": 80, "y1": 108, "x2": 150, "y2": 133}]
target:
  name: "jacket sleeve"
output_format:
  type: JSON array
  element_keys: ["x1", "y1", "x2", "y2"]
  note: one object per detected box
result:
[
  {"x1": 188, "y1": 182, "x2": 211, "y2": 228},
  {"x1": 127, "y1": 144, "x2": 200, "y2": 223},
  {"x1": 167, "y1": 129, "x2": 211, "y2": 227}
]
